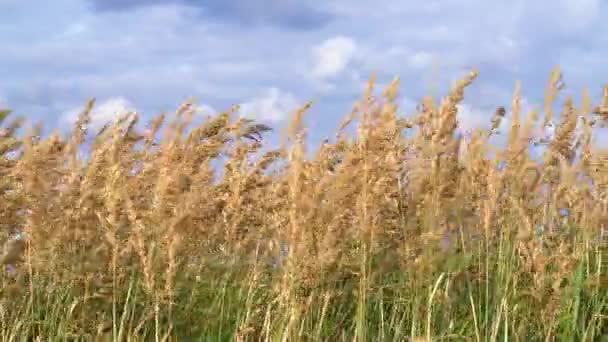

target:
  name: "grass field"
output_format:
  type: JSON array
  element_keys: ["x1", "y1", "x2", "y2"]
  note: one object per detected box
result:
[{"x1": 0, "y1": 66, "x2": 606, "y2": 341}]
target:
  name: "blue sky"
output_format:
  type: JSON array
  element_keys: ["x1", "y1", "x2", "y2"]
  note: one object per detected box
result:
[{"x1": 1, "y1": 0, "x2": 607, "y2": 149}]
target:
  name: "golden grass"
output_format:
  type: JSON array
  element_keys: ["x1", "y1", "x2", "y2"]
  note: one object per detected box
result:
[{"x1": 0, "y1": 66, "x2": 606, "y2": 340}]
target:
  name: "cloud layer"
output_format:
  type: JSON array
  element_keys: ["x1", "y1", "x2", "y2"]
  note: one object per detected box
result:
[
  {"x1": 62, "y1": 97, "x2": 136, "y2": 132},
  {"x1": 85, "y1": 0, "x2": 334, "y2": 30},
  {"x1": 238, "y1": 87, "x2": 299, "y2": 123},
  {"x1": 1, "y1": 0, "x2": 607, "y2": 144}
]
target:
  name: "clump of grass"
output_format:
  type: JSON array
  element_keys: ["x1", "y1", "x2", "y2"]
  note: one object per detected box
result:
[{"x1": 0, "y1": 66, "x2": 606, "y2": 341}]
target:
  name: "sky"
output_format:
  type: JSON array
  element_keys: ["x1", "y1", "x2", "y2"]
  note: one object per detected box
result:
[{"x1": 1, "y1": 0, "x2": 607, "y2": 150}]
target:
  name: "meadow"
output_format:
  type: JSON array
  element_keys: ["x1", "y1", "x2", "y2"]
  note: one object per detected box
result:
[{"x1": 0, "y1": 66, "x2": 606, "y2": 341}]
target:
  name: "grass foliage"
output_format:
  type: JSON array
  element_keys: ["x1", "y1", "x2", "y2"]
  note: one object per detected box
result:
[{"x1": 0, "y1": 66, "x2": 607, "y2": 340}]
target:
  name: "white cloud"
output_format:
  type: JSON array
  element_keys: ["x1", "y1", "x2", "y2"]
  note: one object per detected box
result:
[
  {"x1": 182, "y1": 103, "x2": 218, "y2": 128},
  {"x1": 238, "y1": 87, "x2": 299, "y2": 123},
  {"x1": 195, "y1": 103, "x2": 216, "y2": 117},
  {"x1": 456, "y1": 103, "x2": 492, "y2": 132},
  {"x1": 555, "y1": 0, "x2": 600, "y2": 33},
  {"x1": 408, "y1": 51, "x2": 434, "y2": 70},
  {"x1": 61, "y1": 22, "x2": 89, "y2": 37},
  {"x1": 311, "y1": 36, "x2": 357, "y2": 80},
  {"x1": 62, "y1": 97, "x2": 135, "y2": 132},
  {"x1": 478, "y1": 35, "x2": 523, "y2": 67},
  {"x1": 456, "y1": 97, "x2": 535, "y2": 134}
]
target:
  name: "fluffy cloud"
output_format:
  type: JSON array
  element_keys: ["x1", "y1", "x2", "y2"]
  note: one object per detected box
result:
[
  {"x1": 456, "y1": 103, "x2": 493, "y2": 133},
  {"x1": 311, "y1": 36, "x2": 357, "y2": 80},
  {"x1": 62, "y1": 97, "x2": 135, "y2": 132},
  {"x1": 456, "y1": 96, "x2": 536, "y2": 133},
  {"x1": 238, "y1": 87, "x2": 299, "y2": 123},
  {"x1": 195, "y1": 104, "x2": 217, "y2": 117},
  {"x1": 408, "y1": 51, "x2": 435, "y2": 70}
]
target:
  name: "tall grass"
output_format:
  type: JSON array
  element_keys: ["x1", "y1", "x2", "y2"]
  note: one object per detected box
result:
[{"x1": 0, "y1": 66, "x2": 606, "y2": 341}]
